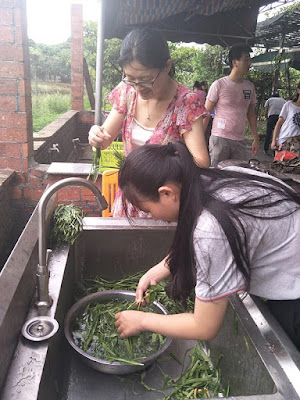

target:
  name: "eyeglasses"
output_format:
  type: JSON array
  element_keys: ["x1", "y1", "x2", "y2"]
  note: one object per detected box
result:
[{"x1": 122, "y1": 70, "x2": 161, "y2": 89}]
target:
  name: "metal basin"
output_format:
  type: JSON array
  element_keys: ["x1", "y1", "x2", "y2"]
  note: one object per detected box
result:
[{"x1": 64, "y1": 289, "x2": 173, "y2": 375}]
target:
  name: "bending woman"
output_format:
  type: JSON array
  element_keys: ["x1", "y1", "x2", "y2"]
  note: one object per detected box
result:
[
  {"x1": 88, "y1": 27, "x2": 209, "y2": 217},
  {"x1": 271, "y1": 81, "x2": 300, "y2": 155},
  {"x1": 115, "y1": 141, "x2": 300, "y2": 350}
]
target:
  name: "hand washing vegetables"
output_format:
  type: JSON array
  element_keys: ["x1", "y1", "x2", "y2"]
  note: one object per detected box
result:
[
  {"x1": 73, "y1": 273, "x2": 228, "y2": 397},
  {"x1": 76, "y1": 272, "x2": 195, "y2": 313},
  {"x1": 71, "y1": 296, "x2": 167, "y2": 365}
]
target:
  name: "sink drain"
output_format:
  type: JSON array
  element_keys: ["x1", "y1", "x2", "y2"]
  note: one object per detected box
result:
[{"x1": 22, "y1": 316, "x2": 59, "y2": 341}]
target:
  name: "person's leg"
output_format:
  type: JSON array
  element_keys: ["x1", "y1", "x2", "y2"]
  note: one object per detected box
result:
[
  {"x1": 209, "y1": 136, "x2": 231, "y2": 167},
  {"x1": 265, "y1": 298, "x2": 300, "y2": 351},
  {"x1": 231, "y1": 139, "x2": 247, "y2": 162},
  {"x1": 264, "y1": 115, "x2": 278, "y2": 153}
]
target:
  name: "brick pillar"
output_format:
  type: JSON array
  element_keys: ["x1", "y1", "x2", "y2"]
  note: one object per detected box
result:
[
  {"x1": 71, "y1": 4, "x2": 84, "y2": 111},
  {"x1": 0, "y1": 0, "x2": 33, "y2": 172}
]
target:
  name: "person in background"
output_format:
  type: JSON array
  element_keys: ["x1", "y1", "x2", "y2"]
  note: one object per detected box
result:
[
  {"x1": 271, "y1": 82, "x2": 300, "y2": 156},
  {"x1": 89, "y1": 27, "x2": 210, "y2": 217},
  {"x1": 264, "y1": 92, "x2": 286, "y2": 155},
  {"x1": 204, "y1": 43, "x2": 259, "y2": 167},
  {"x1": 193, "y1": 80, "x2": 208, "y2": 94},
  {"x1": 115, "y1": 142, "x2": 300, "y2": 351},
  {"x1": 193, "y1": 80, "x2": 211, "y2": 148}
]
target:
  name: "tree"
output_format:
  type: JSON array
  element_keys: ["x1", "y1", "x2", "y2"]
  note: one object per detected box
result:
[
  {"x1": 29, "y1": 39, "x2": 71, "y2": 83},
  {"x1": 83, "y1": 21, "x2": 122, "y2": 94}
]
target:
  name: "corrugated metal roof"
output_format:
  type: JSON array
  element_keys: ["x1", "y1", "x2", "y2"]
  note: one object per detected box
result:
[
  {"x1": 255, "y1": 7, "x2": 300, "y2": 48},
  {"x1": 103, "y1": 0, "x2": 273, "y2": 46}
]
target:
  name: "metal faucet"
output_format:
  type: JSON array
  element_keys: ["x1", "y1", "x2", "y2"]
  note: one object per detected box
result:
[
  {"x1": 48, "y1": 143, "x2": 60, "y2": 153},
  {"x1": 36, "y1": 177, "x2": 108, "y2": 308}
]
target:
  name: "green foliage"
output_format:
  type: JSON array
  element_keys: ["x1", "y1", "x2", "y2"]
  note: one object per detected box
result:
[
  {"x1": 29, "y1": 39, "x2": 71, "y2": 83},
  {"x1": 168, "y1": 42, "x2": 227, "y2": 89},
  {"x1": 192, "y1": 44, "x2": 227, "y2": 86},
  {"x1": 32, "y1": 84, "x2": 71, "y2": 132},
  {"x1": 83, "y1": 21, "x2": 122, "y2": 92}
]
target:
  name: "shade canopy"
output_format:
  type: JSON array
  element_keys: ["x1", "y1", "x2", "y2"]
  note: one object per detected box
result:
[
  {"x1": 251, "y1": 49, "x2": 300, "y2": 72},
  {"x1": 255, "y1": 6, "x2": 300, "y2": 49},
  {"x1": 103, "y1": 0, "x2": 273, "y2": 47}
]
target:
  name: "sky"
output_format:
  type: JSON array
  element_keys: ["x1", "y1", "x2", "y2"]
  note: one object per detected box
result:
[
  {"x1": 26, "y1": 0, "x2": 99, "y2": 45},
  {"x1": 26, "y1": 0, "x2": 298, "y2": 46}
]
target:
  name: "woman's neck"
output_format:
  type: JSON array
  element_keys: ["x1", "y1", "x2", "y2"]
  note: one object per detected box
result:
[
  {"x1": 152, "y1": 76, "x2": 177, "y2": 101},
  {"x1": 293, "y1": 97, "x2": 300, "y2": 106}
]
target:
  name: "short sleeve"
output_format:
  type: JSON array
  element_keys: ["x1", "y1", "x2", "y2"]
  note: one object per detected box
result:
[
  {"x1": 194, "y1": 211, "x2": 245, "y2": 301},
  {"x1": 250, "y1": 84, "x2": 257, "y2": 105},
  {"x1": 279, "y1": 101, "x2": 289, "y2": 120},
  {"x1": 206, "y1": 80, "x2": 219, "y2": 104},
  {"x1": 264, "y1": 99, "x2": 269, "y2": 107},
  {"x1": 176, "y1": 91, "x2": 210, "y2": 135},
  {"x1": 106, "y1": 82, "x2": 133, "y2": 114}
]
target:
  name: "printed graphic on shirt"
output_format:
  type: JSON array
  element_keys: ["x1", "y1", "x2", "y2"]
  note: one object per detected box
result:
[
  {"x1": 217, "y1": 118, "x2": 226, "y2": 129},
  {"x1": 243, "y1": 90, "x2": 251, "y2": 100},
  {"x1": 292, "y1": 112, "x2": 300, "y2": 129}
]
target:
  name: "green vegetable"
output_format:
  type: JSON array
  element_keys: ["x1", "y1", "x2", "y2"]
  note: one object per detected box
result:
[
  {"x1": 140, "y1": 343, "x2": 226, "y2": 399},
  {"x1": 74, "y1": 273, "x2": 227, "y2": 397},
  {"x1": 88, "y1": 146, "x2": 101, "y2": 182},
  {"x1": 72, "y1": 297, "x2": 167, "y2": 364},
  {"x1": 112, "y1": 148, "x2": 126, "y2": 169},
  {"x1": 75, "y1": 272, "x2": 195, "y2": 314},
  {"x1": 50, "y1": 203, "x2": 84, "y2": 245}
]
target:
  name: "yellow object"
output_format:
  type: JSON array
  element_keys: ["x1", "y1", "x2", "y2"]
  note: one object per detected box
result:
[
  {"x1": 102, "y1": 169, "x2": 119, "y2": 217},
  {"x1": 99, "y1": 142, "x2": 124, "y2": 172}
]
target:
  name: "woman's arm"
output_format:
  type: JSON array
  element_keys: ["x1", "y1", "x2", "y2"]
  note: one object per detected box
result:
[
  {"x1": 203, "y1": 99, "x2": 215, "y2": 131},
  {"x1": 183, "y1": 117, "x2": 210, "y2": 168},
  {"x1": 115, "y1": 296, "x2": 228, "y2": 340},
  {"x1": 136, "y1": 257, "x2": 171, "y2": 305},
  {"x1": 271, "y1": 116, "x2": 285, "y2": 150},
  {"x1": 88, "y1": 108, "x2": 125, "y2": 149}
]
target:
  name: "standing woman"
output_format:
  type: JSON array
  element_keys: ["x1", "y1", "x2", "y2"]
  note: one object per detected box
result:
[
  {"x1": 115, "y1": 142, "x2": 300, "y2": 350},
  {"x1": 271, "y1": 81, "x2": 300, "y2": 155},
  {"x1": 88, "y1": 27, "x2": 210, "y2": 217}
]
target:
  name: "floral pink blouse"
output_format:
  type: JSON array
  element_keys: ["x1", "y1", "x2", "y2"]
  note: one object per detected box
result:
[{"x1": 106, "y1": 81, "x2": 209, "y2": 218}]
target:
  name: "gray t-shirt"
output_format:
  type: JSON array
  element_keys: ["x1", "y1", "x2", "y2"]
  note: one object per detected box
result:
[
  {"x1": 264, "y1": 97, "x2": 286, "y2": 117},
  {"x1": 194, "y1": 168, "x2": 300, "y2": 301}
]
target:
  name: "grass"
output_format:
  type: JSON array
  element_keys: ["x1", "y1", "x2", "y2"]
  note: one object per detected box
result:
[{"x1": 32, "y1": 80, "x2": 94, "y2": 132}]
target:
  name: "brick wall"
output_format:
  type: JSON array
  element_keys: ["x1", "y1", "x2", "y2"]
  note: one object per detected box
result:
[
  {"x1": 0, "y1": 2, "x2": 105, "y2": 269},
  {"x1": 0, "y1": 0, "x2": 33, "y2": 172},
  {"x1": 76, "y1": 110, "x2": 94, "y2": 142},
  {"x1": 34, "y1": 110, "x2": 78, "y2": 164},
  {"x1": 71, "y1": 4, "x2": 84, "y2": 111}
]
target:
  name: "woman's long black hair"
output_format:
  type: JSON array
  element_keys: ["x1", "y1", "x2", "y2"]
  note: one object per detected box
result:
[
  {"x1": 118, "y1": 27, "x2": 175, "y2": 77},
  {"x1": 292, "y1": 81, "x2": 300, "y2": 102},
  {"x1": 118, "y1": 142, "x2": 300, "y2": 306}
]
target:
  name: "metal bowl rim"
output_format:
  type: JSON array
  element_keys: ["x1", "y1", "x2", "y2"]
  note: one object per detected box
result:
[{"x1": 64, "y1": 289, "x2": 173, "y2": 367}]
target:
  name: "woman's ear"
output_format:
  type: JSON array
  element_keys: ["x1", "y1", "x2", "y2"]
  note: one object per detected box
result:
[
  {"x1": 164, "y1": 59, "x2": 172, "y2": 74},
  {"x1": 158, "y1": 184, "x2": 180, "y2": 201}
]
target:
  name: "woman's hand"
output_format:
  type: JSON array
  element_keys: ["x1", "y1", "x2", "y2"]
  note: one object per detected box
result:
[
  {"x1": 270, "y1": 139, "x2": 277, "y2": 150},
  {"x1": 88, "y1": 125, "x2": 112, "y2": 149},
  {"x1": 136, "y1": 258, "x2": 171, "y2": 306},
  {"x1": 115, "y1": 310, "x2": 145, "y2": 338}
]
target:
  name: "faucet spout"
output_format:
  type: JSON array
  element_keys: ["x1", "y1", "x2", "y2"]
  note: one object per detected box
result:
[{"x1": 36, "y1": 177, "x2": 108, "y2": 308}]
